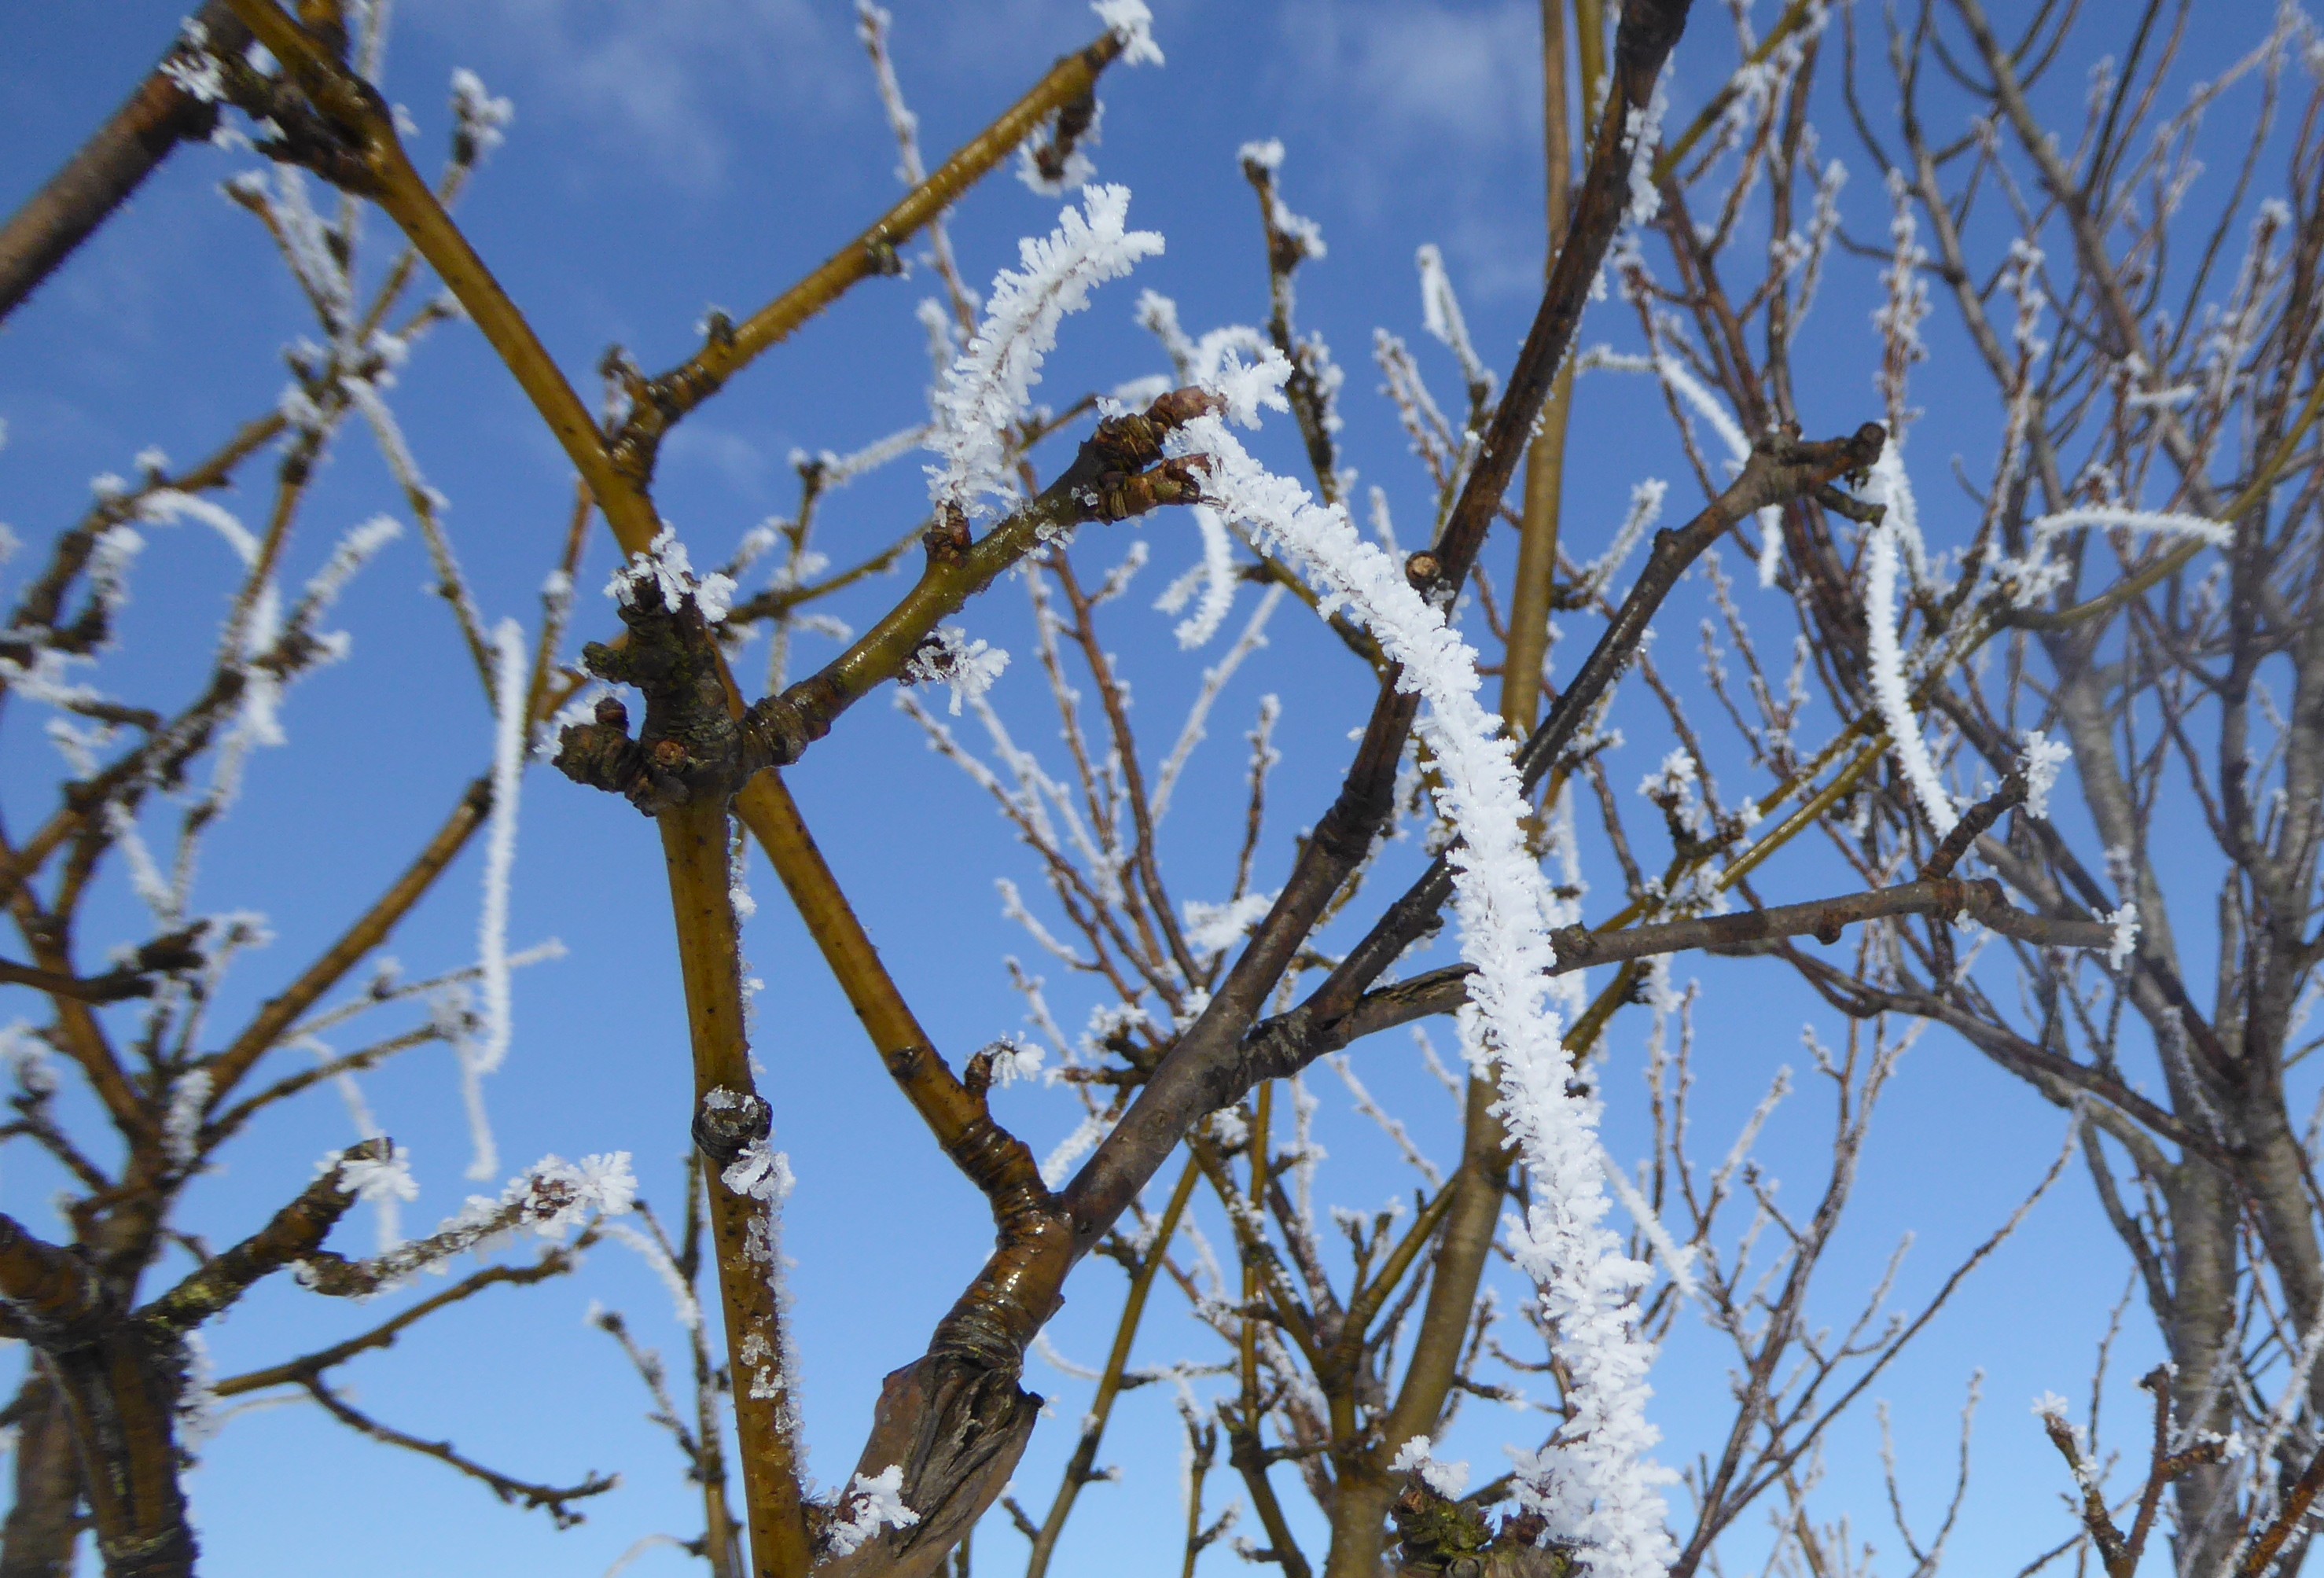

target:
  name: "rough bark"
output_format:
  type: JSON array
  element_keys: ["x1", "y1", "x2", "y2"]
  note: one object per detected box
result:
[{"x1": 0, "y1": 1372, "x2": 82, "y2": 1578}]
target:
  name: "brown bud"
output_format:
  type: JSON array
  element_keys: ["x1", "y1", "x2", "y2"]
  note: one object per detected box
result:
[
  {"x1": 1405, "y1": 551, "x2": 1442, "y2": 590},
  {"x1": 963, "y1": 1049, "x2": 995, "y2": 1101},
  {"x1": 693, "y1": 1090, "x2": 772, "y2": 1167},
  {"x1": 649, "y1": 738, "x2": 687, "y2": 770},
  {"x1": 925, "y1": 502, "x2": 972, "y2": 564},
  {"x1": 594, "y1": 695, "x2": 631, "y2": 730},
  {"x1": 1145, "y1": 387, "x2": 1219, "y2": 428}
]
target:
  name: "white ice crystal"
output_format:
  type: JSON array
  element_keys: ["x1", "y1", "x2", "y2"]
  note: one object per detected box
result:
[
  {"x1": 336, "y1": 1142, "x2": 421, "y2": 1206},
  {"x1": 904, "y1": 625, "x2": 1010, "y2": 715},
  {"x1": 609, "y1": 525, "x2": 736, "y2": 623},
  {"x1": 2016, "y1": 730, "x2": 2072, "y2": 819},
  {"x1": 2105, "y1": 903, "x2": 2140, "y2": 971},
  {"x1": 1390, "y1": 1436, "x2": 1473, "y2": 1499},
  {"x1": 826, "y1": 1465, "x2": 921, "y2": 1557},
  {"x1": 925, "y1": 185, "x2": 1162, "y2": 520},
  {"x1": 1092, "y1": 0, "x2": 1164, "y2": 65},
  {"x1": 1168, "y1": 351, "x2": 1675, "y2": 1578}
]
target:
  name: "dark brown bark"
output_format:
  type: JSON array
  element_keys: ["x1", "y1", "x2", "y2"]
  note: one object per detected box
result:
[
  {"x1": 0, "y1": 2, "x2": 252, "y2": 325},
  {"x1": 1, "y1": 1372, "x2": 83, "y2": 1578}
]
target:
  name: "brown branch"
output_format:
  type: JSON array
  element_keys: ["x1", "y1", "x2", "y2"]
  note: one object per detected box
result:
[
  {"x1": 560, "y1": 561, "x2": 1068, "y2": 1273},
  {"x1": 204, "y1": 778, "x2": 491, "y2": 1102},
  {"x1": 659, "y1": 809, "x2": 812, "y2": 1578},
  {"x1": 0, "y1": 958, "x2": 162, "y2": 1005},
  {"x1": 297, "y1": 1166, "x2": 607, "y2": 1300},
  {"x1": 1022, "y1": 1155, "x2": 1199, "y2": 1578},
  {"x1": 212, "y1": 1241, "x2": 582, "y2": 1396},
  {"x1": 1057, "y1": 420, "x2": 1883, "y2": 1268},
  {"x1": 1299, "y1": 423, "x2": 1887, "y2": 1069},
  {"x1": 2237, "y1": 1433, "x2": 2324, "y2": 1576},
  {"x1": 603, "y1": 29, "x2": 1134, "y2": 490},
  {"x1": 137, "y1": 1138, "x2": 382, "y2": 1333},
  {"x1": 1919, "y1": 771, "x2": 2027, "y2": 880},
  {"x1": 0, "y1": 1140, "x2": 373, "y2": 1578},
  {"x1": 2040, "y1": 1407, "x2": 2129, "y2": 1575},
  {"x1": 1504, "y1": 0, "x2": 1578, "y2": 741},
  {"x1": 0, "y1": 2, "x2": 252, "y2": 323},
  {"x1": 1241, "y1": 153, "x2": 1341, "y2": 507},
  {"x1": 0, "y1": 1214, "x2": 101, "y2": 1336},
  {"x1": 1269, "y1": 877, "x2": 2113, "y2": 1065},
  {"x1": 300, "y1": 1375, "x2": 616, "y2": 1529}
]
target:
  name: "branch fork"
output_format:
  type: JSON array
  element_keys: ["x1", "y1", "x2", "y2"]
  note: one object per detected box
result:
[{"x1": 556, "y1": 388, "x2": 1221, "y2": 818}]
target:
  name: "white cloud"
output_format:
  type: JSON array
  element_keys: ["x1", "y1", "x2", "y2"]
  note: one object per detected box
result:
[
  {"x1": 1276, "y1": 0, "x2": 1539, "y2": 153},
  {"x1": 1263, "y1": 1, "x2": 1550, "y2": 300},
  {"x1": 401, "y1": 0, "x2": 851, "y2": 190}
]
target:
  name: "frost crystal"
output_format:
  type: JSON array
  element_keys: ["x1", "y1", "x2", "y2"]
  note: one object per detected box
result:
[
  {"x1": 449, "y1": 68, "x2": 514, "y2": 156},
  {"x1": 1864, "y1": 517, "x2": 1955, "y2": 835},
  {"x1": 826, "y1": 1465, "x2": 921, "y2": 1557},
  {"x1": 903, "y1": 625, "x2": 1009, "y2": 715},
  {"x1": 723, "y1": 1131, "x2": 796, "y2": 1206},
  {"x1": 161, "y1": 39, "x2": 223, "y2": 105},
  {"x1": 535, "y1": 1153, "x2": 638, "y2": 1228},
  {"x1": 2105, "y1": 903, "x2": 2140, "y2": 971},
  {"x1": 1155, "y1": 506, "x2": 1238, "y2": 649},
  {"x1": 1168, "y1": 353, "x2": 1675, "y2": 1578},
  {"x1": 985, "y1": 1035, "x2": 1046, "y2": 1087},
  {"x1": 926, "y1": 185, "x2": 1162, "y2": 520},
  {"x1": 1183, "y1": 892, "x2": 1278, "y2": 958},
  {"x1": 1041, "y1": 1110, "x2": 1114, "y2": 1188},
  {"x1": 1991, "y1": 501, "x2": 2237, "y2": 609},
  {"x1": 1389, "y1": 1436, "x2": 1472, "y2": 1499},
  {"x1": 320, "y1": 1152, "x2": 634, "y2": 1299},
  {"x1": 2016, "y1": 730, "x2": 2072, "y2": 819},
  {"x1": 176, "y1": 1331, "x2": 220, "y2": 1457},
  {"x1": 1621, "y1": 68, "x2": 1672, "y2": 226},
  {"x1": 609, "y1": 525, "x2": 736, "y2": 624},
  {"x1": 336, "y1": 1143, "x2": 421, "y2": 1205},
  {"x1": 476, "y1": 620, "x2": 528, "y2": 1082},
  {"x1": 1092, "y1": 0, "x2": 1164, "y2": 66},
  {"x1": 1415, "y1": 245, "x2": 1489, "y2": 402},
  {"x1": 163, "y1": 1070, "x2": 213, "y2": 1171}
]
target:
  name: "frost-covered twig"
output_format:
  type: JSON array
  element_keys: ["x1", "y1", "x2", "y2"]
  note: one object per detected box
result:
[
  {"x1": 926, "y1": 185, "x2": 1161, "y2": 522},
  {"x1": 296, "y1": 1152, "x2": 634, "y2": 1299}
]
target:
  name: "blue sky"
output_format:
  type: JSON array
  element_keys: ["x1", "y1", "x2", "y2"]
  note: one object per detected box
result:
[{"x1": 0, "y1": 2, "x2": 2297, "y2": 1574}]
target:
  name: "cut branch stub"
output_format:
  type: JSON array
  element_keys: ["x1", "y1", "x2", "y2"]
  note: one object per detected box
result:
[
  {"x1": 1392, "y1": 1481, "x2": 1572, "y2": 1578},
  {"x1": 817, "y1": 1355, "x2": 1042, "y2": 1578},
  {"x1": 555, "y1": 576, "x2": 769, "y2": 816}
]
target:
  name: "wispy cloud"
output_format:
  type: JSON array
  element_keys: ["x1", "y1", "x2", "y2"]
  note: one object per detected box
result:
[
  {"x1": 1263, "y1": 1, "x2": 1550, "y2": 298},
  {"x1": 400, "y1": 0, "x2": 853, "y2": 190},
  {"x1": 1275, "y1": 0, "x2": 1540, "y2": 155}
]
